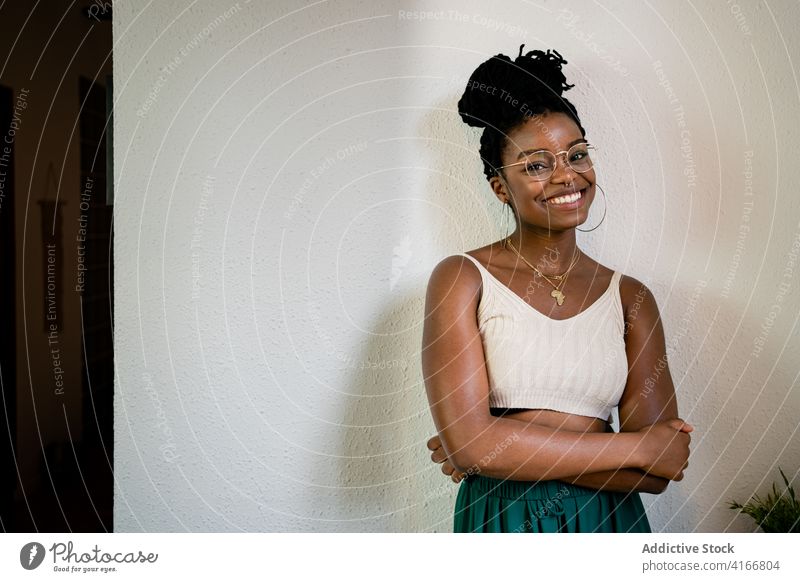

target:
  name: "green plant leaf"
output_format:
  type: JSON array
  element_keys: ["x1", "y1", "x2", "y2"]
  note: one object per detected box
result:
[{"x1": 728, "y1": 466, "x2": 800, "y2": 533}]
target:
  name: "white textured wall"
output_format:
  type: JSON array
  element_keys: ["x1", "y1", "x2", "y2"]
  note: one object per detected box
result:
[{"x1": 114, "y1": 0, "x2": 800, "y2": 532}]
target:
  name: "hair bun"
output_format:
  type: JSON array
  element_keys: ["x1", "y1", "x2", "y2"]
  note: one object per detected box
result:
[{"x1": 457, "y1": 46, "x2": 574, "y2": 130}]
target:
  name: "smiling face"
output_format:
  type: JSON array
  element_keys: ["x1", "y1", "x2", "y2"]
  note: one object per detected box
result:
[{"x1": 490, "y1": 111, "x2": 596, "y2": 233}]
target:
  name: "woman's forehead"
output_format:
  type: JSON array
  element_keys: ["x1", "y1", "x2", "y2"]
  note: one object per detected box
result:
[{"x1": 506, "y1": 115, "x2": 584, "y2": 153}]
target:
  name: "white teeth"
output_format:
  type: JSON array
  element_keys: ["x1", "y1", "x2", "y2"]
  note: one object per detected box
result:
[{"x1": 548, "y1": 191, "x2": 583, "y2": 205}]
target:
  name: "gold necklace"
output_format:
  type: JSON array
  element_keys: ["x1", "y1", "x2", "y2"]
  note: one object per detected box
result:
[{"x1": 505, "y1": 238, "x2": 581, "y2": 305}]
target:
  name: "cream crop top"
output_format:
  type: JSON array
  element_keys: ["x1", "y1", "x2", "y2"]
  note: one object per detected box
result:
[{"x1": 458, "y1": 253, "x2": 630, "y2": 421}]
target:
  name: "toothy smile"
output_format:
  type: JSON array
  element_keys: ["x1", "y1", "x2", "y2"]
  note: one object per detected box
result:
[{"x1": 547, "y1": 190, "x2": 584, "y2": 205}]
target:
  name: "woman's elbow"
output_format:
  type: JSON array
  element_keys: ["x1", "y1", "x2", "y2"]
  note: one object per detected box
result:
[
  {"x1": 644, "y1": 477, "x2": 670, "y2": 495},
  {"x1": 441, "y1": 432, "x2": 492, "y2": 475},
  {"x1": 445, "y1": 442, "x2": 482, "y2": 475}
]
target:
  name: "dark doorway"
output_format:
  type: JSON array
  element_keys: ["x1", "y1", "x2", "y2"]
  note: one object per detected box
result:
[
  {"x1": 0, "y1": 1, "x2": 113, "y2": 532},
  {"x1": 0, "y1": 85, "x2": 18, "y2": 530}
]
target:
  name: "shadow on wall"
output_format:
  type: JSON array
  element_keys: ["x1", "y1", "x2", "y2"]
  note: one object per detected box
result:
[
  {"x1": 331, "y1": 301, "x2": 432, "y2": 533},
  {"x1": 327, "y1": 96, "x2": 501, "y2": 533}
]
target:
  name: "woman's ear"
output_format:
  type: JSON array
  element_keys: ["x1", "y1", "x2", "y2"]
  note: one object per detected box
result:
[{"x1": 489, "y1": 175, "x2": 510, "y2": 205}]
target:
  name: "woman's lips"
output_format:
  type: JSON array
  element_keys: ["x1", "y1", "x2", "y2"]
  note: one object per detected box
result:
[{"x1": 542, "y1": 188, "x2": 587, "y2": 210}]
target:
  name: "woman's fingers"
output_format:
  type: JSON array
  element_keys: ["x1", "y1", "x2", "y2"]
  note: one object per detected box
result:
[
  {"x1": 428, "y1": 434, "x2": 466, "y2": 483},
  {"x1": 443, "y1": 462, "x2": 467, "y2": 483},
  {"x1": 430, "y1": 447, "x2": 448, "y2": 464},
  {"x1": 667, "y1": 418, "x2": 694, "y2": 433},
  {"x1": 426, "y1": 435, "x2": 443, "y2": 451}
]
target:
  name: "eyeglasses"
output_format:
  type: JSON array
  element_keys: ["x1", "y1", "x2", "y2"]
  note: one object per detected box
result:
[{"x1": 495, "y1": 142, "x2": 596, "y2": 181}]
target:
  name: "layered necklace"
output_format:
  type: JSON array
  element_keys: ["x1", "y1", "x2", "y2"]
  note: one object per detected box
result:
[{"x1": 504, "y1": 237, "x2": 582, "y2": 305}]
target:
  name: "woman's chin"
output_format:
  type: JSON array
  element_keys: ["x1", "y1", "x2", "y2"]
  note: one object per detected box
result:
[{"x1": 537, "y1": 207, "x2": 592, "y2": 230}]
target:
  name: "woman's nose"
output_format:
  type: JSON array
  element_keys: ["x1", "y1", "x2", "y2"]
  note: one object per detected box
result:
[{"x1": 551, "y1": 155, "x2": 577, "y2": 184}]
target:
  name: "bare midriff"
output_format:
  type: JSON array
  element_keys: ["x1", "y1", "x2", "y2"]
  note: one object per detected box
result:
[{"x1": 490, "y1": 407, "x2": 609, "y2": 434}]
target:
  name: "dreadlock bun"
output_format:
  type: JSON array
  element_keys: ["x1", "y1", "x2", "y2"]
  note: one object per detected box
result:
[
  {"x1": 457, "y1": 46, "x2": 586, "y2": 180},
  {"x1": 458, "y1": 47, "x2": 573, "y2": 129}
]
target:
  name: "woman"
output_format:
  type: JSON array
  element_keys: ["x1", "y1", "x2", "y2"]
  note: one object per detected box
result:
[{"x1": 421, "y1": 46, "x2": 693, "y2": 533}]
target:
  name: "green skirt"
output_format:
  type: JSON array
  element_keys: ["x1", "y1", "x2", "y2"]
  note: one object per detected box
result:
[{"x1": 454, "y1": 474, "x2": 652, "y2": 533}]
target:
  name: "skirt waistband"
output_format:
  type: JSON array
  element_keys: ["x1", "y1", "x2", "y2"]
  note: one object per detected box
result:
[{"x1": 462, "y1": 474, "x2": 604, "y2": 502}]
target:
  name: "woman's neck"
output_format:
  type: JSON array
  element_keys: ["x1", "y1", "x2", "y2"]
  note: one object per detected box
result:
[{"x1": 504, "y1": 228, "x2": 579, "y2": 274}]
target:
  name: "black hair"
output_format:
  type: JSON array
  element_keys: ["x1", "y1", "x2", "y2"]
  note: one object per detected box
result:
[{"x1": 457, "y1": 46, "x2": 586, "y2": 181}]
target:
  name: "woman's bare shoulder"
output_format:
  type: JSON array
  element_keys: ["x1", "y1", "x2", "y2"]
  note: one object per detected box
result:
[
  {"x1": 426, "y1": 253, "x2": 483, "y2": 298},
  {"x1": 617, "y1": 272, "x2": 661, "y2": 320}
]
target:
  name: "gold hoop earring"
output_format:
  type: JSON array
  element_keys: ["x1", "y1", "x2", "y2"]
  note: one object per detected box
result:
[
  {"x1": 503, "y1": 201, "x2": 513, "y2": 246},
  {"x1": 576, "y1": 184, "x2": 607, "y2": 232}
]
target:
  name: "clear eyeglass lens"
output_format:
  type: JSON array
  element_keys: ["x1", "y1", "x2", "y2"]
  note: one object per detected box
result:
[{"x1": 523, "y1": 144, "x2": 594, "y2": 179}]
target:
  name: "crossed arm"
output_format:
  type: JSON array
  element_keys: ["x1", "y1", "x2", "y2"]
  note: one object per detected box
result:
[
  {"x1": 540, "y1": 420, "x2": 670, "y2": 494},
  {"x1": 422, "y1": 258, "x2": 691, "y2": 493},
  {"x1": 555, "y1": 277, "x2": 684, "y2": 493},
  {"x1": 429, "y1": 418, "x2": 669, "y2": 494}
]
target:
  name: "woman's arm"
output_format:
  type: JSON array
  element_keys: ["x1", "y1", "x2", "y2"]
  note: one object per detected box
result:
[
  {"x1": 559, "y1": 422, "x2": 671, "y2": 494},
  {"x1": 421, "y1": 256, "x2": 688, "y2": 482},
  {"x1": 563, "y1": 277, "x2": 694, "y2": 492},
  {"x1": 427, "y1": 420, "x2": 674, "y2": 493},
  {"x1": 617, "y1": 277, "x2": 685, "y2": 432}
]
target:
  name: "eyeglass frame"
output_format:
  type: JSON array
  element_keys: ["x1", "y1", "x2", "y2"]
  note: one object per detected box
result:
[{"x1": 494, "y1": 142, "x2": 597, "y2": 181}]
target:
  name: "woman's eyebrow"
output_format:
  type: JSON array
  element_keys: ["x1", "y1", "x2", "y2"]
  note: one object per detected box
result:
[{"x1": 515, "y1": 138, "x2": 588, "y2": 159}]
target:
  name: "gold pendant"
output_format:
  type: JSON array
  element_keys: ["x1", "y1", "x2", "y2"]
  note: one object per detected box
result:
[{"x1": 551, "y1": 289, "x2": 565, "y2": 306}]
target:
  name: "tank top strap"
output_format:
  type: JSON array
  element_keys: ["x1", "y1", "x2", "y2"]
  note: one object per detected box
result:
[
  {"x1": 608, "y1": 270, "x2": 625, "y2": 334},
  {"x1": 457, "y1": 252, "x2": 480, "y2": 265},
  {"x1": 456, "y1": 253, "x2": 494, "y2": 313}
]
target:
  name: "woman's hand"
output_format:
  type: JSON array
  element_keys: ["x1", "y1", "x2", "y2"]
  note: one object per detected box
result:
[
  {"x1": 635, "y1": 418, "x2": 693, "y2": 480},
  {"x1": 426, "y1": 435, "x2": 467, "y2": 483}
]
